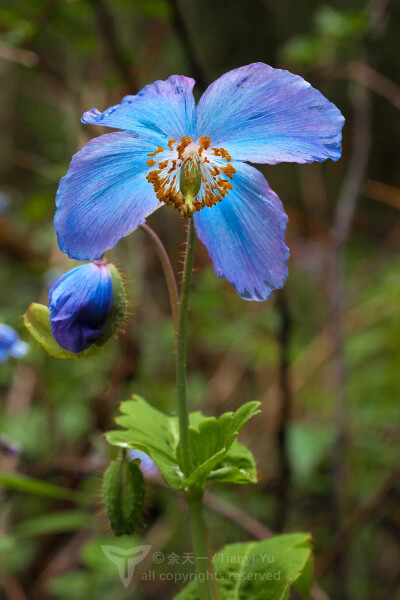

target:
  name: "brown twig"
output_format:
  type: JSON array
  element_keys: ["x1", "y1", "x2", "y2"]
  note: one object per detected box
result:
[
  {"x1": 0, "y1": 576, "x2": 30, "y2": 600},
  {"x1": 364, "y1": 179, "x2": 400, "y2": 210},
  {"x1": 274, "y1": 290, "x2": 293, "y2": 532},
  {"x1": 311, "y1": 62, "x2": 400, "y2": 111},
  {"x1": 167, "y1": 0, "x2": 208, "y2": 90},
  {"x1": 28, "y1": 529, "x2": 92, "y2": 600},
  {"x1": 328, "y1": 72, "x2": 371, "y2": 600},
  {"x1": 204, "y1": 491, "x2": 273, "y2": 540},
  {"x1": 0, "y1": 43, "x2": 38, "y2": 68},
  {"x1": 316, "y1": 466, "x2": 400, "y2": 577},
  {"x1": 326, "y1": 0, "x2": 393, "y2": 590},
  {"x1": 140, "y1": 223, "x2": 180, "y2": 333},
  {"x1": 88, "y1": 0, "x2": 137, "y2": 92}
]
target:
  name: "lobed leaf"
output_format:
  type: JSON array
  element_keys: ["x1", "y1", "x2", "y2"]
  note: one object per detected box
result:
[
  {"x1": 106, "y1": 395, "x2": 183, "y2": 490},
  {"x1": 106, "y1": 396, "x2": 260, "y2": 493},
  {"x1": 174, "y1": 533, "x2": 313, "y2": 600},
  {"x1": 183, "y1": 402, "x2": 260, "y2": 490},
  {"x1": 207, "y1": 441, "x2": 257, "y2": 485}
]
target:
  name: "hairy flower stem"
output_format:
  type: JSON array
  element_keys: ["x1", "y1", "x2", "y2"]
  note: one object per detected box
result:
[
  {"x1": 176, "y1": 219, "x2": 196, "y2": 477},
  {"x1": 177, "y1": 219, "x2": 218, "y2": 600},
  {"x1": 140, "y1": 223, "x2": 179, "y2": 333}
]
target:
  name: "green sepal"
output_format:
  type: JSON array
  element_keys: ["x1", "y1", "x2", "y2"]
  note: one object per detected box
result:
[
  {"x1": 24, "y1": 303, "x2": 99, "y2": 359},
  {"x1": 96, "y1": 264, "x2": 127, "y2": 346},
  {"x1": 102, "y1": 459, "x2": 145, "y2": 537}
]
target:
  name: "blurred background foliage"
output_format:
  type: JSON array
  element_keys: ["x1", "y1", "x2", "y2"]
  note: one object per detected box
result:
[{"x1": 0, "y1": 0, "x2": 399, "y2": 599}]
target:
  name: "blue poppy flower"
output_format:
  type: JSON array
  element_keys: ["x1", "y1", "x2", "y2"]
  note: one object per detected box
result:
[
  {"x1": 55, "y1": 63, "x2": 344, "y2": 301},
  {"x1": 48, "y1": 262, "x2": 114, "y2": 353},
  {"x1": 0, "y1": 324, "x2": 28, "y2": 362}
]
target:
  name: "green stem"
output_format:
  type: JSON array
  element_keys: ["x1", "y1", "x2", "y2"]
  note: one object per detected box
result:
[
  {"x1": 176, "y1": 219, "x2": 218, "y2": 600},
  {"x1": 176, "y1": 219, "x2": 196, "y2": 477},
  {"x1": 188, "y1": 494, "x2": 217, "y2": 600},
  {"x1": 140, "y1": 223, "x2": 179, "y2": 333}
]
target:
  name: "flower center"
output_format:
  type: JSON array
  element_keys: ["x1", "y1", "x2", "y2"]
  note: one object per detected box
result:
[{"x1": 145, "y1": 136, "x2": 236, "y2": 217}]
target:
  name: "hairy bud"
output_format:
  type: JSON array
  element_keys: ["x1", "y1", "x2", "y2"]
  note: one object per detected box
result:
[{"x1": 102, "y1": 459, "x2": 145, "y2": 537}]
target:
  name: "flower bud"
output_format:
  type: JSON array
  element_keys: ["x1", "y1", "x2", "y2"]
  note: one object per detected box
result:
[
  {"x1": 24, "y1": 262, "x2": 127, "y2": 359},
  {"x1": 102, "y1": 459, "x2": 145, "y2": 536}
]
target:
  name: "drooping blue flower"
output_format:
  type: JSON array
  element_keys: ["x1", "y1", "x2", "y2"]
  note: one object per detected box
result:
[
  {"x1": 55, "y1": 63, "x2": 344, "y2": 301},
  {"x1": 0, "y1": 324, "x2": 28, "y2": 362},
  {"x1": 48, "y1": 262, "x2": 114, "y2": 353}
]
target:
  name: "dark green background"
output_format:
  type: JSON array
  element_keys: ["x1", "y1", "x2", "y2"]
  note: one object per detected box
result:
[{"x1": 0, "y1": 1, "x2": 399, "y2": 599}]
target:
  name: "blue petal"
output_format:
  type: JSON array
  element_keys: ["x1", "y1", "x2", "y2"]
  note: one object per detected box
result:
[
  {"x1": 193, "y1": 162, "x2": 289, "y2": 301},
  {"x1": 55, "y1": 132, "x2": 161, "y2": 260},
  {"x1": 49, "y1": 263, "x2": 112, "y2": 353},
  {"x1": 197, "y1": 63, "x2": 344, "y2": 165},
  {"x1": 82, "y1": 75, "x2": 196, "y2": 142}
]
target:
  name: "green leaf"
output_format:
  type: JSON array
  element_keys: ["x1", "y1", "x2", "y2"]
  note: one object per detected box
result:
[
  {"x1": 315, "y1": 6, "x2": 368, "y2": 38},
  {"x1": 14, "y1": 511, "x2": 90, "y2": 537},
  {"x1": 280, "y1": 35, "x2": 321, "y2": 66},
  {"x1": 174, "y1": 533, "x2": 312, "y2": 600},
  {"x1": 183, "y1": 402, "x2": 260, "y2": 490},
  {"x1": 0, "y1": 471, "x2": 87, "y2": 504},
  {"x1": 294, "y1": 552, "x2": 314, "y2": 599},
  {"x1": 208, "y1": 441, "x2": 257, "y2": 485},
  {"x1": 24, "y1": 303, "x2": 100, "y2": 359},
  {"x1": 288, "y1": 424, "x2": 334, "y2": 481},
  {"x1": 106, "y1": 395, "x2": 183, "y2": 490},
  {"x1": 106, "y1": 396, "x2": 260, "y2": 492}
]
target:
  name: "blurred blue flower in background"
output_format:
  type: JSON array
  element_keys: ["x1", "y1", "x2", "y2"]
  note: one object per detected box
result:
[
  {"x1": 128, "y1": 449, "x2": 159, "y2": 478},
  {"x1": 55, "y1": 62, "x2": 344, "y2": 301},
  {"x1": 0, "y1": 435, "x2": 21, "y2": 455},
  {"x1": 0, "y1": 192, "x2": 10, "y2": 215},
  {"x1": 0, "y1": 324, "x2": 28, "y2": 362}
]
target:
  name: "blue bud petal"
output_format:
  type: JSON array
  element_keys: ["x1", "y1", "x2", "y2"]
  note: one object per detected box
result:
[{"x1": 48, "y1": 263, "x2": 113, "y2": 353}]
